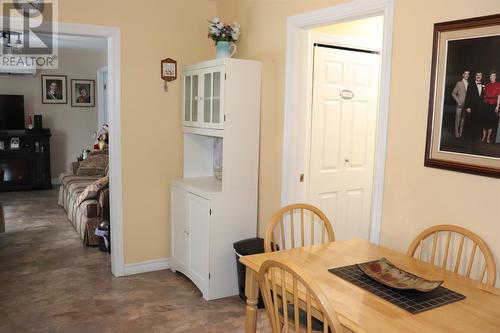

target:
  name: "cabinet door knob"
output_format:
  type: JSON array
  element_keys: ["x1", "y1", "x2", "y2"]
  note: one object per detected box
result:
[{"x1": 183, "y1": 231, "x2": 190, "y2": 236}]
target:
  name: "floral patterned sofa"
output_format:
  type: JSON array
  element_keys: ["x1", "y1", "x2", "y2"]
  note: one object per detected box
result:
[{"x1": 58, "y1": 151, "x2": 109, "y2": 246}]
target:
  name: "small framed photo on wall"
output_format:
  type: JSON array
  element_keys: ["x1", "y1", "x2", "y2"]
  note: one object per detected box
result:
[
  {"x1": 41, "y1": 75, "x2": 68, "y2": 104},
  {"x1": 425, "y1": 14, "x2": 500, "y2": 178},
  {"x1": 71, "y1": 79, "x2": 95, "y2": 107}
]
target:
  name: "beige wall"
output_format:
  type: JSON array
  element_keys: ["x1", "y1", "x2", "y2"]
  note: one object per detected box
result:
[
  {"x1": 379, "y1": 0, "x2": 500, "y2": 285},
  {"x1": 56, "y1": 0, "x2": 216, "y2": 264},
  {"x1": 216, "y1": 0, "x2": 500, "y2": 284},
  {"x1": 0, "y1": 48, "x2": 105, "y2": 179}
]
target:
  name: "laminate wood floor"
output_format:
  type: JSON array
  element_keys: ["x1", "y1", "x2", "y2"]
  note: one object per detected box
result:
[{"x1": 0, "y1": 189, "x2": 271, "y2": 332}]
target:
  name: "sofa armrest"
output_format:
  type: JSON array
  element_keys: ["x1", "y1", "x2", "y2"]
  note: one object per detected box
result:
[
  {"x1": 79, "y1": 199, "x2": 101, "y2": 218},
  {"x1": 99, "y1": 187, "x2": 110, "y2": 220}
]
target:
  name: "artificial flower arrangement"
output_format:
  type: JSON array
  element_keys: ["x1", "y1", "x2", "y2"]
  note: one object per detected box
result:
[{"x1": 208, "y1": 17, "x2": 241, "y2": 44}]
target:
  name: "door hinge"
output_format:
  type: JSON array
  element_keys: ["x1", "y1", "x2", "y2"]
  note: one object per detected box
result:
[
  {"x1": 224, "y1": 74, "x2": 227, "y2": 80},
  {"x1": 209, "y1": 209, "x2": 212, "y2": 215},
  {"x1": 224, "y1": 115, "x2": 226, "y2": 122},
  {"x1": 299, "y1": 173, "x2": 304, "y2": 182},
  {"x1": 209, "y1": 273, "x2": 211, "y2": 279}
]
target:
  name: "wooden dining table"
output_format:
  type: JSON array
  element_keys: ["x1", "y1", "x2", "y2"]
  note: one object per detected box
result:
[{"x1": 239, "y1": 239, "x2": 500, "y2": 333}]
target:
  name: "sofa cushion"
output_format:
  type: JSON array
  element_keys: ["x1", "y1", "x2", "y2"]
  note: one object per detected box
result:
[
  {"x1": 71, "y1": 161, "x2": 80, "y2": 175},
  {"x1": 67, "y1": 183, "x2": 91, "y2": 225},
  {"x1": 65, "y1": 181, "x2": 94, "y2": 207},
  {"x1": 59, "y1": 172, "x2": 72, "y2": 184},
  {"x1": 88, "y1": 149, "x2": 108, "y2": 157},
  {"x1": 77, "y1": 176, "x2": 109, "y2": 206},
  {"x1": 60, "y1": 174, "x2": 100, "y2": 187},
  {"x1": 77, "y1": 154, "x2": 109, "y2": 176}
]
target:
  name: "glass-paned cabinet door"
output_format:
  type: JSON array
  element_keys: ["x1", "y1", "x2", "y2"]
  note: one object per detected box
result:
[
  {"x1": 184, "y1": 75, "x2": 191, "y2": 123},
  {"x1": 183, "y1": 71, "x2": 201, "y2": 126},
  {"x1": 200, "y1": 66, "x2": 225, "y2": 129},
  {"x1": 204, "y1": 72, "x2": 212, "y2": 124}
]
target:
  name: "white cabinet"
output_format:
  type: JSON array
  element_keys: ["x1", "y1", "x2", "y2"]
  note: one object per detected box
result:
[
  {"x1": 171, "y1": 187, "x2": 210, "y2": 295},
  {"x1": 171, "y1": 58, "x2": 261, "y2": 300},
  {"x1": 183, "y1": 66, "x2": 225, "y2": 130}
]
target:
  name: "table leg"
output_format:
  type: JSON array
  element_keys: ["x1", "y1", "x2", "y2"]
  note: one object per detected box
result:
[{"x1": 245, "y1": 268, "x2": 259, "y2": 333}]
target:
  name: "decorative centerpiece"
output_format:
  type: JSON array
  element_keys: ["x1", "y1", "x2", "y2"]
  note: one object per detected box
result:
[
  {"x1": 208, "y1": 17, "x2": 240, "y2": 59},
  {"x1": 357, "y1": 258, "x2": 444, "y2": 292}
]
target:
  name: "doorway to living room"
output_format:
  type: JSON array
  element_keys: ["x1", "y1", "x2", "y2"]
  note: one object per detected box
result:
[{"x1": 0, "y1": 18, "x2": 123, "y2": 276}]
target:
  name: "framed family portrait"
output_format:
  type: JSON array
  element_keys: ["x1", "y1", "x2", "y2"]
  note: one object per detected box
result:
[
  {"x1": 71, "y1": 79, "x2": 95, "y2": 107},
  {"x1": 41, "y1": 75, "x2": 67, "y2": 104},
  {"x1": 425, "y1": 14, "x2": 500, "y2": 178}
]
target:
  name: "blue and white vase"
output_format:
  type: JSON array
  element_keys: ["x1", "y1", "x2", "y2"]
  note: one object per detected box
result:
[{"x1": 215, "y1": 41, "x2": 237, "y2": 59}]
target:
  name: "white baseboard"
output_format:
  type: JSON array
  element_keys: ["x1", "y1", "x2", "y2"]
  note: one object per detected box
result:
[{"x1": 123, "y1": 257, "x2": 171, "y2": 276}]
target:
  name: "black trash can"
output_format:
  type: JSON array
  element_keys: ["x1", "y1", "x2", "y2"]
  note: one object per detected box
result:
[
  {"x1": 234, "y1": 238, "x2": 265, "y2": 308},
  {"x1": 95, "y1": 220, "x2": 110, "y2": 253}
]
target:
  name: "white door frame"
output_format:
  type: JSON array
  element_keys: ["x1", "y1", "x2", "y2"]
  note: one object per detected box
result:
[
  {"x1": 58, "y1": 22, "x2": 124, "y2": 277},
  {"x1": 97, "y1": 66, "x2": 108, "y2": 128},
  {"x1": 281, "y1": 0, "x2": 394, "y2": 244}
]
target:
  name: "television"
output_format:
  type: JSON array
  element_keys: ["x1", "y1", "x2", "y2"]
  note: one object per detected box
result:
[{"x1": 0, "y1": 95, "x2": 25, "y2": 131}]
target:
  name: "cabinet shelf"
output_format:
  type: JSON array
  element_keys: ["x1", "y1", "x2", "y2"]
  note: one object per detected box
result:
[
  {"x1": 183, "y1": 126, "x2": 223, "y2": 138},
  {"x1": 171, "y1": 177, "x2": 222, "y2": 198}
]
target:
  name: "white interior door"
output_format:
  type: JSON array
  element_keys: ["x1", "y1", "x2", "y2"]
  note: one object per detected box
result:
[{"x1": 309, "y1": 45, "x2": 380, "y2": 241}]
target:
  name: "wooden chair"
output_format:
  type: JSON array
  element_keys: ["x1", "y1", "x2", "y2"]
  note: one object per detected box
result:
[
  {"x1": 258, "y1": 259, "x2": 343, "y2": 333},
  {"x1": 264, "y1": 203, "x2": 335, "y2": 253},
  {"x1": 407, "y1": 224, "x2": 496, "y2": 286}
]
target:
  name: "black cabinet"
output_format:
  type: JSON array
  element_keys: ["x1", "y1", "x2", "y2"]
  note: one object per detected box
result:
[{"x1": 0, "y1": 129, "x2": 52, "y2": 191}]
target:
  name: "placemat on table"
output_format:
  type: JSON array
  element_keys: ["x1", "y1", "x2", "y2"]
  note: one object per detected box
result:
[{"x1": 329, "y1": 263, "x2": 465, "y2": 314}]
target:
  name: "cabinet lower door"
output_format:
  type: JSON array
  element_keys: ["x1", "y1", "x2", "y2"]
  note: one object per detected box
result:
[
  {"x1": 172, "y1": 187, "x2": 188, "y2": 269},
  {"x1": 187, "y1": 192, "x2": 210, "y2": 288}
]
